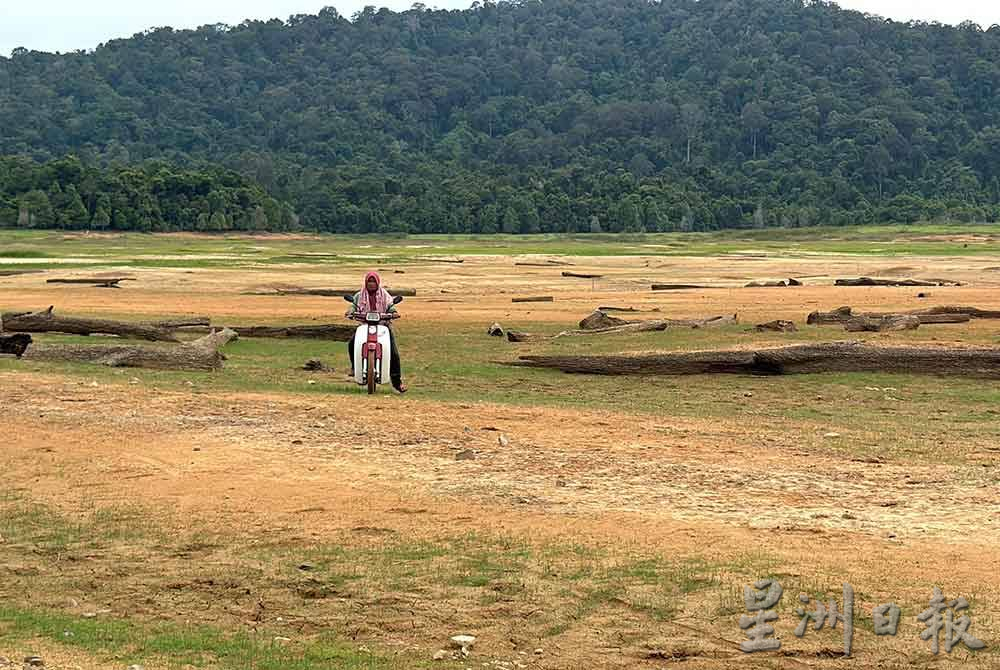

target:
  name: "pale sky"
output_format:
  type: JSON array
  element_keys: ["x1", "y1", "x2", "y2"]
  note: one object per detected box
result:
[{"x1": 1, "y1": 0, "x2": 998, "y2": 58}]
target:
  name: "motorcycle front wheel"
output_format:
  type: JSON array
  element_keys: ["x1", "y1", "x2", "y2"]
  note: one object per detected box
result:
[{"x1": 367, "y1": 349, "x2": 377, "y2": 395}]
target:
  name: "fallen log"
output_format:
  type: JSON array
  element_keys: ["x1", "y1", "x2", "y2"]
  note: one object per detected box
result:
[
  {"x1": 745, "y1": 280, "x2": 787, "y2": 288},
  {"x1": 562, "y1": 271, "x2": 603, "y2": 279},
  {"x1": 1, "y1": 307, "x2": 179, "y2": 342},
  {"x1": 511, "y1": 314, "x2": 738, "y2": 342},
  {"x1": 420, "y1": 257, "x2": 464, "y2": 264},
  {"x1": 844, "y1": 315, "x2": 921, "y2": 332},
  {"x1": 809, "y1": 306, "x2": 982, "y2": 325},
  {"x1": 512, "y1": 342, "x2": 1000, "y2": 378},
  {"x1": 22, "y1": 329, "x2": 238, "y2": 371},
  {"x1": 834, "y1": 277, "x2": 960, "y2": 287},
  {"x1": 752, "y1": 320, "x2": 797, "y2": 333},
  {"x1": 579, "y1": 311, "x2": 629, "y2": 330},
  {"x1": 182, "y1": 323, "x2": 355, "y2": 341},
  {"x1": 909, "y1": 305, "x2": 1000, "y2": 319},
  {"x1": 150, "y1": 316, "x2": 211, "y2": 329},
  {"x1": 651, "y1": 284, "x2": 707, "y2": 291},
  {"x1": 555, "y1": 321, "x2": 670, "y2": 337},
  {"x1": 0, "y1": 270, "x2": 45, "y2": 277},
  {"x1": 512, "y1": 296, "x2": 554, "y2": 303},
  {"x1": 46, "y1": 277, "x2": 136, "y2": 288}
]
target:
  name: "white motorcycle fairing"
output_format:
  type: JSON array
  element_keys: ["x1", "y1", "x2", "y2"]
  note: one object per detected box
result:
[{"x1": 353, "y1": 323, "x2": 393, "y2": 385}]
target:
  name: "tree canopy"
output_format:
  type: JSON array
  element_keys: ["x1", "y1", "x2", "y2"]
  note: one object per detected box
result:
[{"x1": 2, "y1": 0, "x2": 1000, "y2": 232}]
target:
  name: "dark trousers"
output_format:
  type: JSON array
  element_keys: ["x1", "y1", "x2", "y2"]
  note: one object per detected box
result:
[{"x1": 348, "y1": 327, "x2": 402, "y2": 387}]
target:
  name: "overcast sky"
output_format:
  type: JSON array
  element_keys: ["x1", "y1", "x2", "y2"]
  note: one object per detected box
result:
[{"x1": 2, "y1": 0, "x2": 999, "y2": 57}]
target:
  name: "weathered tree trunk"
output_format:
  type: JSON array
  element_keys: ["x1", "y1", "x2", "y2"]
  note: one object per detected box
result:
[
  {"x1": 651, "y1": 284, "x2": 707, "y2": 291},
  {"x1": 513, "y1": 343, "x2": 1000, "y2": 378},
  {"x1": 555, "y1": 321, "x2": 669, "y2": 337},
  {"x1": 22, "y1": 329, "x2": 238, "y2": 370},
  {"x1": 512, "y1": 296, "x2": 554, "y2": 303},
  {"x1": 834, "y1": 277, "x2": 959, "y2": 287},
  {"x1": 151, "y1": 316, "x2": 212, "y2": 329},
  {"x1": 909, "y1": 305, "x2": 1000, "y2": 319},
  {"x1": 562, "y1": 271, "x2": 603, "y2": 279},
  {"x1": 511, "y1": 314, "x2": 738, "y2": 341},
  {"x1": 809, "y1": 306, "x2": 984, "y2": 325},
  {"x1": 515, "y1": 260, "x2": 573, "y2": 267},
  {"x1": 745, "y1": 280, "x2": 787, "y2": 287},
  {"x1": 506, "y1": 331, "x2": 535, "y2": 343},
  {"x1": 46, "y1": 277, "x2": 136, "y2": 288},
  {"x1": 1, "y1": 307, "x2": 180, "y2": 342},
  {"x1": 0, "y1": 333, "x2": 33, "y2": 357},
  {"x1": 181, "y1": 323, "x2": 356, "y2": 341},
  {"x1": 753, "y1": 320, "x2": 797, "y2": 332},
  {"x1": 579, "y1": 311, "x2": 629, "y2": 330},
  {"x1": 844, "y1": 315, "x2": 921, "y2": 332}
]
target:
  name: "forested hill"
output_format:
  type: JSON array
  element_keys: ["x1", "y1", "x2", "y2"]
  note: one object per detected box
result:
[{"x1": 3, "y1": 0, "x2": 1000, "y2": 234}]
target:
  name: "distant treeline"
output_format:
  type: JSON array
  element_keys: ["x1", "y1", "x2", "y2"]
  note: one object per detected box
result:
[
  {"x1": 0, "y1": 155, "x2": 297, "y2": 232},
  {"x1": 4, "y1": 0, "x2": 1000, "y2": 232}
]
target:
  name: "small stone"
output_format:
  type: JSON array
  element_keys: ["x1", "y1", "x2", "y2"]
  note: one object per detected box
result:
[
  {"x1": 127, "y1": 665, "x2": 145, "y2": 670},
  {"x1": 297, "y1": 562, "x2": 315, "y2": 571},
  {"x1": 498, "y1": 434, "x2": 510, "y2": 447},
  {"x1": 743, "y1": 391, "x2": 753, "y2": 398},
  {"x1": 0, "y1": 658, "x2": 10, "y2": 668},
  {"x1": 23, "y1": 658, "x2": 43, "y2": 669},
  {"x1": 450, "y1": 635, "x2": 477, "y2": 649},
  {"x1": 82, "y1": 612, "x2": 97, "y2": 618},
  {"x1": 455, "y1": 449, "x2": 476, "y2": 461},
  {"x1": 824, "y1": 432, "x2": 841, "y2": 438},
  {"x1": 192, "y1": 447, "x2": 201, "y2": 452},
  {"x1": 129, "y1": 378, "x2": 140, "y2": 385},
  {"x1": 307, "y1": 380, "x2": 317, "y2": 385},
  {"x1": 534, "y1": 649, "x2": 544, "y2": 655},
  {"x1": 842, "y1": 511, "x2": 857, "y2": 520},
  {"x1": 433, "y1": 650, "x2": 449, "y2": 661}
]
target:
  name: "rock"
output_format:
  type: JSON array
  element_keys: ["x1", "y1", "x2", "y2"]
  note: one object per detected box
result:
[
  {"x1": 0, "y1": 658, "x2": 10, "y2": 668},
  {"x1": 498, "y1": 434, "x2": 510, "y2": 447},
  {"x1": 743, "y1": 391, "x2": 753, "y2": 398},
  {"x1": 487, "y1": 322, "x2": 505, "y2": 337},
  {"x1": 534, "y1": 648, "x2": 544, "y2": 655},
  {"x1": 23, "y1": 658, "x2": 43, "y2": 669},
  {"x1": 432, "y1": 650, "x2": 449, "y2": 661},
  {"x1": 787, "y1": 277, "x2": 803, "y2": 286},
  {"x1": 824, "y1": 432, "x2": 841, "y2": 439},
  {"x1": 455, "y1": 449, "x2": 476, "y2": 461},
  {"x1": 297, "y1": 562, "x2": 315, "y2": 571},
  {"x1": 303, "y1": 359, "x2": 332, "y2": 372},
  {"x1": 127, "y1": 665, "x2": 145, "y2": 670},
  {"x1": 450, "y1": 635, "x2": 476, "y2": 649}
]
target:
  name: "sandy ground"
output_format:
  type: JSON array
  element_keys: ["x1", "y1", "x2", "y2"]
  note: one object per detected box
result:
[{"x1": 2, "y1": 249, "x2": 1000, "y2": 668}]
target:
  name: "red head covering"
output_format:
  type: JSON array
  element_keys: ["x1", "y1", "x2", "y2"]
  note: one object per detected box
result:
[{"x1": 357, "y1": 271, "x2": 392, "y2": 313}]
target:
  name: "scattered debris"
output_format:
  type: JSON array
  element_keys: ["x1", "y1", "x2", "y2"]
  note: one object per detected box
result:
[
  {"x1": 303, "y1": 359, "x2": 333, "y2": 372},
  {"x1": 752, "y1": 320, "x2": 797, "y2": 333}
]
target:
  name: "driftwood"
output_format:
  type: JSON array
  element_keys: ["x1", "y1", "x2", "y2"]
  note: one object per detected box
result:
[
  {"x1": 745, "y1": 280, "x2": 787, "y2": 288},
  {"x1": 835, "y1": 277, "x2": 961, "y2": 287},
  {"x1": 509, "y1": 314, "x2": 738, "y2": 342},
  {"x1": 909, "y1": 305, "x2": 1000, "y2": 319},
  {"x1": 0, "y1": 270, "x2": 45, "y2": 277},
  {"x1": 512, "y1": 296, "x2": 554, "y2": 303},
  {"x1": 47, "y1": 277, "x2": 136, "y2": 288},
  {"x1": 753, "y1": 320, "x2": 797, "y2": 333},
  {"x1": 1, "y1": 307, "x2": 180, "y2": 342},
  {"x1": 22, "y1": 329, "x2": 238, "y2": 371},
  {"x1": 512, "y1": 342, "x2": 1000, "y2": 378},
  {"x1": 809, "y1": 305, "x2": 989, "y2": 326},
  {"x1": 844, "y1": 315, "x2": 921, "y2": 332},
  {"x1": 651, "y1": 284, "x2": 707, "y2": 291},
  {"x1": 183, "y1": 323, "x2": 356, "y2": 341},
  {"x1": 579, "y1": 311, "x2": 629, "y2": 330},
  {"x1": 562, "y1": 271, "x2": 603, "y2": 279},
  {"x1": 151, "y1": 316, "x2": 211, "y2": 329}
]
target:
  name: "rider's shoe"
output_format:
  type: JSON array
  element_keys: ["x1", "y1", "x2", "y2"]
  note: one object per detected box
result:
[{"x1": 393, "y1": 382, "x2": 408, "y2": 394}]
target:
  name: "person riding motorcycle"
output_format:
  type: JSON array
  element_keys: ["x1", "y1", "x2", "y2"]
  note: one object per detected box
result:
[{"x1": 346, "y1": 271, "x2": 407, "y2": 393}]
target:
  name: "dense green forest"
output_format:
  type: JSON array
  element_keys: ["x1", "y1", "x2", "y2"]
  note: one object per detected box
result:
[{"x1": 2, "y1": 0, "x2": 1000, "y2": 233}]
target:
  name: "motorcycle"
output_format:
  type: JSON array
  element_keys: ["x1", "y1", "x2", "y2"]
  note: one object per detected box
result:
[{"x1": 343, "y1": 294, "x2": 403, "y2": 394}]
